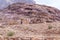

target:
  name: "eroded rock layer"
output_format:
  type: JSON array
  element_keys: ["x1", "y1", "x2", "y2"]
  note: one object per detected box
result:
[{"x1": 1, "y1": 3, "x2": 60, "y2": 24}]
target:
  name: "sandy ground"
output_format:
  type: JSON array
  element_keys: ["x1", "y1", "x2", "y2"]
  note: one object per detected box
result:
[{"x1": 0, "y1": 22, "x2": 60, "y2": 37}]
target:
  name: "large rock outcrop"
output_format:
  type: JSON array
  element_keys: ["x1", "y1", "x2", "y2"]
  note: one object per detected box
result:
[
  {"x1": 0, "y1": 3, "x2": 60, "y2": 40},
  {"x1": 1, "y1": 3, "x2": 60, "y2": 24}
]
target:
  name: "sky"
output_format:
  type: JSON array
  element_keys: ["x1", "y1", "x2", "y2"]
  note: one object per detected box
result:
[
  {"x1": 0, "y1": 0, "x2": 35, "y2": 9},
  {"x1": 34, "y1": 0, "x2": 60, "y2": 9},
  {"x1": 0, "y1": 0, "x2": 60, "y2": 9}
]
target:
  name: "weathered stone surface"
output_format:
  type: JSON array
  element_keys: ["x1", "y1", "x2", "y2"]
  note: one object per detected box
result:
[
  {"x1": 0, "y1": 3, "x2": 60, "y2": 40},
  {"x1": 0, "y1": 37, "x2": 60, "y2": 40},
  {"x1": 0, "y1": 3, "x2": 60, "y2": 24}
]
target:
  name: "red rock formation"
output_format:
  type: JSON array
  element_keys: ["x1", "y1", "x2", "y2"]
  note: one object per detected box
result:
[{"x1": 1, "y1": 3, "x2": 60, "y2": 24}]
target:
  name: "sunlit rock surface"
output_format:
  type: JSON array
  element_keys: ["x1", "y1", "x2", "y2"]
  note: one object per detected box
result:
[
  {"x1": 0, "y1": 3, "x2": 60, "y2": 40},
  {"x1": 1, "y1": 3, "x2": 60, "y2": 24}
]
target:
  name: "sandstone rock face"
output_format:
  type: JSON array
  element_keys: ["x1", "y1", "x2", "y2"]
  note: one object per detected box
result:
[
  {"x1": 1, "y1": 3, "x2": 60, "y2": 24},
  {"x1": 0, "y1": 3, "x2": 60, "y2": 40}
]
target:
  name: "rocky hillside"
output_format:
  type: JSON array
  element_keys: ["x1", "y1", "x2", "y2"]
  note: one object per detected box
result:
[
  {"x1": 0, "y1": 3, "x2": 60, "y2": 40},
  {"x1": 1, "y1": 3, "x2": 60, "y2": 24}
]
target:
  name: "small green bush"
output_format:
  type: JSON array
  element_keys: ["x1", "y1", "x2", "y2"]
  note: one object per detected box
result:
[
  {"x1": 48, "y1": 25, "x2": 52, "y2": 29},
  {"x1": 7, "y1": 31, "x2": 15, "y2": 36}
]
